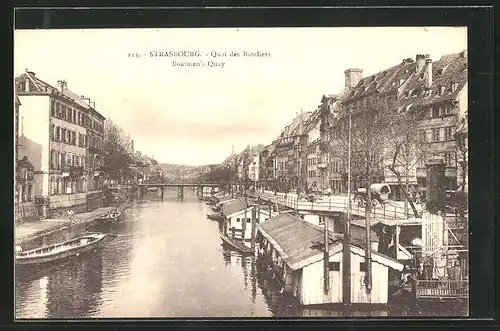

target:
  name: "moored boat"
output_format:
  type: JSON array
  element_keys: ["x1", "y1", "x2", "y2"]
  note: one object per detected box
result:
[
  {"x1": 95, "y1": 210, "x2": 122, "y2": 222},
  {"x1": 207, "y1": 213, "x2": 225, "y2": 221},
  {"x1": 220, "y1": 234, "x2": 254, "y2": 254},
  {"x1": 15, "y1": 233, "x2": 116, "y2": 267}
]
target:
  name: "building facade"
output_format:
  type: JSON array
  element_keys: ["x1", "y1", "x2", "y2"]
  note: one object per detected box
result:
[{"x1": 15, "y1": 70, "x2": 106, "y2": 218}]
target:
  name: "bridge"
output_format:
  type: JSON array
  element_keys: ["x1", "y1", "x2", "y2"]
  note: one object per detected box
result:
[
  {"x1": 137, "y1": 183, "x2": 223, "y2": 188},
  {"x1": 135, "y1": 182, "x2": 223, "y2": 200}
]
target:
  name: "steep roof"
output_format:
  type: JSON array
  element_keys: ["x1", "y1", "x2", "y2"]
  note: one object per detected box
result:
[
  {"x1": 221, "y1": 198, "x2": 247, "y2": 216},
  {"x1": 342, "y1": 51, "x2": 468, "y2": 111},
  {"x1": 258, "y1": 213, "x2": 401, "y2": 271},
  {"x1": 14, "y1": 71, "x2": 106, "y2": 120}
]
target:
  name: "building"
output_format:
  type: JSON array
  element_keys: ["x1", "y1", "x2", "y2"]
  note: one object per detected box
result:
[
  {"x1": 258, "y1": 141, "x2": 277, "y2": 189},
  {"x1": 320, "y1": 93, "x2": 348, "y2": 194},
  {"x1": 272, "y1": 111, "x2": 311, "y2": 192},
  {"x1": 14, "y1": 70, "x2": 105, "y2": 218},
  {"x1": 81, "y1": 96, "x2": 106, "y2": 210},
  {"x1": 256, "y1": 213, "x2": 403, "y2": 305},
  {"x1": 248, "y1": 153, "x2": 260, "y2": 187},
  {"x1": 339, "y1": 52, "x2": 468, "y2": 198},
  {"x1": 15, "y1": 156, "x2": 37, "y2": 223}
]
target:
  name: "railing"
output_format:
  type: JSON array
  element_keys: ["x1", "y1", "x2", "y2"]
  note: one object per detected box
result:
[
  {"x1": 416, "y1": 280, "x2": 469, "y2": 299},
  {"x1": 255, "y1": 190, "x2": 414, "y2": 221}
]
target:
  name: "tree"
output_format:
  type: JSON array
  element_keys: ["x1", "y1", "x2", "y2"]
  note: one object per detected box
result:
[
  {"x1": 454, "y1": 111, "x2": 468, "y2": 192},
  {"x1": 103, "y1": 119, "x2": 134, "y2": 183},
  {"x1": 336, "y1": 94, "x2": 396, "y2": 293},
  {"x1": 386, "y1": 103, "x2": 427, "y2": 218}
]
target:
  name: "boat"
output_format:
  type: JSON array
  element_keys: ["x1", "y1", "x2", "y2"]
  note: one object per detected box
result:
[
  {"x1": 95, "y1": 210, "x2": 122, "y2": 222},
  {"x1": 212, "y1": 205, "x2": 221, "y2": 212},
  {"x1": 15, "y1": 233, "x2": 116, "y2": 267},
  {"x1": 220, "y1": 234, "x2": 254, "y2": 254},
  {"x1": 207, "y1": 213, "x2": 225, "y2": 221}
]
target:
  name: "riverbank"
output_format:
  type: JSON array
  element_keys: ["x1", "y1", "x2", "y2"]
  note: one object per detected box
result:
[{"x1": 15, "y1": 202, "x2": 133, "y2": 245}]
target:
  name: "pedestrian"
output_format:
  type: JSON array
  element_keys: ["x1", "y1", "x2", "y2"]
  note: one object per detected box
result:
[{"x1": 67, "y1": 209, "x2": 74, "y2": 221}]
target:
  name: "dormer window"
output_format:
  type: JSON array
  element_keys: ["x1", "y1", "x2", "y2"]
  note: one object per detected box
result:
[
  {"x1": 399, "y1": 79, "x2": 404, "y2": 86},
  {"x1": 439, "y1": 86, "x2": 446, "y2": 95},
  {"x1": 451, "y1": 82, "x2": 459, "y2": 92},
  {"x1": 436, "y1": 69, "x2": 443, "y2": 75}
]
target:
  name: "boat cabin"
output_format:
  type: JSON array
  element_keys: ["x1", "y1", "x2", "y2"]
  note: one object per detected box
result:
[{"x1": 257, "y1": 213, "x2": 404, "y2": 306}]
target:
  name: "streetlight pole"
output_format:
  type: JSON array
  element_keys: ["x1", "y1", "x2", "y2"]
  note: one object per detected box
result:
[{"x1": 343, "y1": 113, "x2": 352, "y2": 306}]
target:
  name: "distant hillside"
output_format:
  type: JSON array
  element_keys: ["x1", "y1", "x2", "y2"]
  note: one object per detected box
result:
[{"x1": 158, "y1": 163, "x2": 219, "y2": 182}]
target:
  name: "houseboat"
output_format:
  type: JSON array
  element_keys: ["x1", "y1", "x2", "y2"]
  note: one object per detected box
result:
[
  {"x1": 219, "y1": 198, "x2": 278, "y2": 254},
  {"x1": 256, "y1": 213, "x2": 404, "y2": 306}
]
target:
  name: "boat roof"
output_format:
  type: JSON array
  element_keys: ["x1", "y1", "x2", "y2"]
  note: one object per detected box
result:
[{"x1": 257, "y1": 213, "x2": 401, "y2": 271}]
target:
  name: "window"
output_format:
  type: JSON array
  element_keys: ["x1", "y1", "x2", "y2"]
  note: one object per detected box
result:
[
  {"x1": 439, "y1": 86, "x2": 446, "y2": 96},
  {"x1": 73, "y1": 109, "x2": 76, "y2": 123},
  {"x1": 72, "y1": 131, "x2": 76, "y2": 145},
  {"x1": 432, "y1": 128, "x2": 440, "y2": 142},
  {"x1": 444, "y1": 104, "x2": 453, "y2": 115},
  {"x1": 56, "y1": 127, "x2": 61, "y2": 141},
  {"x1": 50, "y1": 150, "x2": 56, "y2": 169},
  {"x1": 418, "y1": 130, "x2": 427, "y2": 143},
  {"x1": 247, "y1": 218, "x2": 251, "y2": 223},
  {"x1": 431, "y1": 106, "x2": 442, "y2": 118},
  {"x1": 444, "y1": 153, "x2": 454, "y2": 167},
  {"x1": 444, "y1": 127, "x2": 453, "y2": 141},
  {"x1": 50, "y1": 100, "x2": 55, "y2": 117},
  {"x1": 318, "y1": 217, "x2": 324, "y2": 225},
  {"x1": 55, "y1": 179, "x2": 60, "y2": 195},
  {"x1": 360, "y1": 262, "x2": 367, "y2": 272},
  {"x1": 451, "y1": 82, "x2": 459, "y2": 92},
  {"x1": 50, "y1": 124, "x2": 55, "y2": 140},
  {"x1": 328, "y1": 262, "x2": 340, "y2": 271}
]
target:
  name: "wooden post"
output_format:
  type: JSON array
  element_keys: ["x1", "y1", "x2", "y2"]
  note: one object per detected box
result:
[
  {"x1": 257, "y1": 196, "x2": 261, "y2": 222},
  {"x1": 323, "y1": 212, "x2": 330, "y2": 294},
  {"x1": 242, "y1": 194, "x2": 248, "y2": 240},
  {"x1": 160, "y1": 186, "x2": 164, "y2": 200},
  {"x1": 268, "y1": 202, "x2": 272, "y2": 219},
  {"x1": 251, "y1": 207, "x2": 257, "y2": 250},
  {"x1": 342, "y1": 211, "x2": 351, "y2": 305}
]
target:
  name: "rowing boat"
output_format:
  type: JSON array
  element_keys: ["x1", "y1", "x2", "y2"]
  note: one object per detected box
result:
[
  {"x1": 15, "y1": 233, "x2": 116, "y2": 267},
  {"x1": 96, "y1": 210, "x2": 122, "y2": 222}
]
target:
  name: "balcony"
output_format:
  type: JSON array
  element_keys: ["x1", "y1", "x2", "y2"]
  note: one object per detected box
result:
[
  {"x1": 317, "y1": 162, "x2": 328, "y2": 169},
  {"x1": 62, "y1": 166, "x2": 85, "y2": 178}
]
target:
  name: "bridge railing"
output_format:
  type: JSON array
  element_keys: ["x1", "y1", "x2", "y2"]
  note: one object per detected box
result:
[{"x1": 254, "y1": 190, "x2": 413, "y2": 221}]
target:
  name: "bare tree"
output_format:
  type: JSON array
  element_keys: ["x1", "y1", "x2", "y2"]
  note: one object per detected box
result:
[
  {"x1": 103, "y1": 119, "x2": 134, "y2": 182},
  {"x1": 336, "y1": 94, "x2": 395, "y2": 293},
  {"x1": 454, "y1": 111, "x2": 468, "y2": 192},
  {"x1": 386, "y1": 104, "x2": 428, "y2": 218}
]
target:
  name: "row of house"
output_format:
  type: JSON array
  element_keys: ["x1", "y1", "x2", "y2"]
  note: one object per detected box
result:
[
  {"x1": 235, "y1": 51, "x2": 468, "y2": 199},
  {"x1": 14, "y1": 70, "x2": 155, "y2": 223}
]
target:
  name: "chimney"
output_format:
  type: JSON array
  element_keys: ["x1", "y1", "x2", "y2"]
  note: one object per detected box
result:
[
  {"x1": 344, "y1": 68, "x2": 363, "y2": 88},
  {"x1": 425, "y1": 59, "x2": 433, "y2": 88},
  {"x1": 57, "y1": 80, "x2": 67, "y2": 95},
  {"x1": 416, "y1": 54, "x2": 426, "y2": 72},
  {"x1": 460, "y1": 50, "x2": 467, "y2": 58},
  {"x1": 131, "y1": 140, "x2": 134, "y2": 154}
]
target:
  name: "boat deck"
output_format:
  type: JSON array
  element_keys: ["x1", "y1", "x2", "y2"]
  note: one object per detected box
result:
[{"x1": 220, "y1": 234, "x2": 254, "y2": 254}]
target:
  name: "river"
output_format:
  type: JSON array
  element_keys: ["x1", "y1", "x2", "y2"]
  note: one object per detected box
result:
[{"x1": 14, "y1": 189, "x2": 467, "y2": 318}]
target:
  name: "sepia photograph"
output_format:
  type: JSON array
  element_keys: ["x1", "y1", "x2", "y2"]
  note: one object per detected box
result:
[{"x1": 13, "y1": 26, "x2": 468, "y2": 319}]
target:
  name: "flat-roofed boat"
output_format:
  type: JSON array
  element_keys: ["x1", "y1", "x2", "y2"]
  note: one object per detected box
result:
[
  {"x1": 95, "y1": 210, "x2": 122, "y2": 222},
  {"x1": 15, "y1": 233, "x2": 116, "y2": 267}
]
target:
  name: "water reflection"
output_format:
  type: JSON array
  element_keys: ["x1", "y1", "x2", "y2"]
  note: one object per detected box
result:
[{"x1": 15, "y1": 193, "x2": 467, "y2": 318}]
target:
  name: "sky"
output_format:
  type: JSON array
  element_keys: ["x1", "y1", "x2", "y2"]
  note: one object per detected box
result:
[{"x1": 14, "y1": 27, "x2": 467, "y2": 165}]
